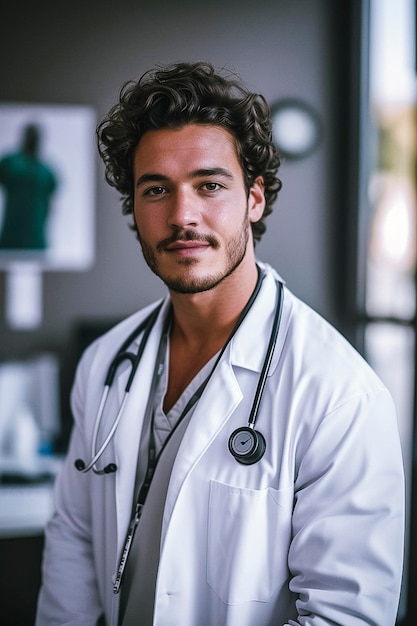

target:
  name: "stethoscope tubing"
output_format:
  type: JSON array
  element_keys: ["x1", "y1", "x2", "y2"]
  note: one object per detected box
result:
[
  {"x1": 75, "y1": 272, "x2": 283, "y2": 475},
  {"x1": 248, "y1": 280, "x2": 283, "y2": 428},
  {"x1": 75, "y1": 302, "x2": 164, "y2": 474}
]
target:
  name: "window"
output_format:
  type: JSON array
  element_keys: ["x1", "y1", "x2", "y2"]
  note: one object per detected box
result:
[{"x1": 356, "y1": 1, "x2": 416, "y2": 622}]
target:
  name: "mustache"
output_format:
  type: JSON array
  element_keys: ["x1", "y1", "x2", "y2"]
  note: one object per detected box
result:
[{"x1": 157, "y1": 230, "x2": 220, "y2": 252}]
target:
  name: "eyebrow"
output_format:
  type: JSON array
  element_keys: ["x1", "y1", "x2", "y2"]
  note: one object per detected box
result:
[{"x1": 135, "y1": 167, "x2": 235, "y2": 188}]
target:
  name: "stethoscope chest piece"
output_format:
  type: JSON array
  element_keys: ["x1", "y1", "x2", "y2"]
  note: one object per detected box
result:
[{"x1": 228, "y1": 426, "x2": 266, "y2": 465}]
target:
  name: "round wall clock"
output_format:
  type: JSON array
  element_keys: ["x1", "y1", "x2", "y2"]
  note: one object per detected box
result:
[{"x1": 271, "y1": 99, "x2": 322, "y2": 159}]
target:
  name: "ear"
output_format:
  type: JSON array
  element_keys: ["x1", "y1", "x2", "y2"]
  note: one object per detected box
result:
[{"x1": 248, "y1": 176, "x2": 266, "y2": 223}]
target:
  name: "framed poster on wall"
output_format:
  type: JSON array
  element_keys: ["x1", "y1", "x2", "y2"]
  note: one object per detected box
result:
[{"x1": 0, "y1": 103, "x2": 96, "y2": 271}]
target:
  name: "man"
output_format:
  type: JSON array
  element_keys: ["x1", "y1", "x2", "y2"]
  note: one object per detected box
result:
[
  {"x1": 0, "y1": 123, "x2": 57, "y2": 250},
  {"x1": 36, "y1": 62, "x2": 404, "y2": 626}
]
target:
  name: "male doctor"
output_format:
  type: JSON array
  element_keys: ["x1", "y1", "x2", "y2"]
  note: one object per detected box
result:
[{"x1": 36, "y1": 62, "x2": 405, "y2": 626}]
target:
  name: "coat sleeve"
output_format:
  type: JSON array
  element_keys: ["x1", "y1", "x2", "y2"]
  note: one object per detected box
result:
[
  {"x1": 284, "y1": 387, "x2": 405, "y2": 626},
  {"x1": 36, "y1": 345, "x2": 105, "y2": 626}
]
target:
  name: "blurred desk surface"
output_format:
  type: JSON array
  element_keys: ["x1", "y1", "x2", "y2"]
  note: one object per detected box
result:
[{"x1": 0, "y1": 455, "x2": 62, "y2": 538}]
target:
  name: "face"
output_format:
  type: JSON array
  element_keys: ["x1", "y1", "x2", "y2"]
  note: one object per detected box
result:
[{"x1": 133, "y1": 124, "x2": 265, "y2": 294}]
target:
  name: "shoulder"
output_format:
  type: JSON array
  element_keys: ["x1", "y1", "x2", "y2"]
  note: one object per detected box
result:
[
  {"x1": 256, "y1": 262, "x2": 386, "y2": 400},
  {"x1": 279, "y1": 285, "x2": 387, "y2": 408}
]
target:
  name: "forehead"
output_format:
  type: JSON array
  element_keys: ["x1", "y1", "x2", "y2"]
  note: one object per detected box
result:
[{"x1": 133, "y1": 124, "x2": 241, "y2": 172}]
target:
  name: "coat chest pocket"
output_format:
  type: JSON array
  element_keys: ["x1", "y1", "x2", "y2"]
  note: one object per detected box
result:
[{"x1": 207, "y1": 480, "x2": 294, "y2": 605}]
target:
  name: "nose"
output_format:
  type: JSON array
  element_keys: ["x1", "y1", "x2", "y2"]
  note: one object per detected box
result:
[{"x1": 168, "y1": 187, "x2": 200, "y2": 229}]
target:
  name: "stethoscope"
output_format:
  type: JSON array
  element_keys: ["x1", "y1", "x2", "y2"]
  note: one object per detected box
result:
[{"x1": 74, "y1": 268, "x2": 283, "y2": 475}]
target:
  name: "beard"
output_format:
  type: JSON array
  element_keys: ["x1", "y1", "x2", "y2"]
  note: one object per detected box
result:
[{"x1": 137, "y1": 210, "x2": 250, "y2": 294}]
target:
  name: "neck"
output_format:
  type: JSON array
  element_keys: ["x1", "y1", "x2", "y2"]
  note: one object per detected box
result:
[
  {"x1": 169, "y1": 261, "x2": 259, "y2": 352},
  {"x1": 162, "y1": 258, "x2": 260, "y2": 413}
]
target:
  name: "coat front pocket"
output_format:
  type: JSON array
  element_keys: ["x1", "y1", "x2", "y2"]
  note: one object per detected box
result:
[{"x1": 207, "y1": 480, "x2": 293, "y2": 605}]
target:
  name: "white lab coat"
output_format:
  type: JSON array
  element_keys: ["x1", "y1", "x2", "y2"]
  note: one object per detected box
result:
[{"x1": 36, "y1": 266, "x2": 405, "y2": 626}]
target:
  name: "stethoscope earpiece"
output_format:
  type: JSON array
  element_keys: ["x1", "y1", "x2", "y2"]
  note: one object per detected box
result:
[
  {"x1": 74, "y1": 458, "x2": 117, "y2": 474},
  {"x1": 228, "y1": 426, "x2": 266, "y2": 465},
  {"x1": 74, "y1": 458, "x2": 86, "y2": 471},
  {"x1": 104, "y1": 463, "x2": 118, "y2": 474}
]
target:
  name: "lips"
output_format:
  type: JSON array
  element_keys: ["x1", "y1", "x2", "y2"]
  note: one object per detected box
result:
[
  {"x1": 163, "y1": 240, "x2": 211, "y2": 258},
  {"x1": 166, "y1": 240, "x2": 210, "y2": 251},
  {"x1": 157, "y1": 231, "x2": 219, "y2": 254}
]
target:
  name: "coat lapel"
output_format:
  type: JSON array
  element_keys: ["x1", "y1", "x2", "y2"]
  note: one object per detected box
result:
[
  {"x1": 163, "y1": 354, "x2": 242, "y2": 514},
  {"x1": 162, "y1": 270, "x2": 285, "y2": 530}
]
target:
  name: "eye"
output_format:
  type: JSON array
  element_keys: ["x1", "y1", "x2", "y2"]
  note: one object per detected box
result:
[
  {"x1": 144, "y1": 186, "x2": 166, "y2": 197},
  {"x1": 201, "y1": 182, "x2": 223, "y2": 192}
]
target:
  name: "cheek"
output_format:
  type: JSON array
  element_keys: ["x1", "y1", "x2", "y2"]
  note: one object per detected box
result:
[
  {"x1": 133, "y1": 205, "x2": 158, "y2": 238},
  {"x1": 209, "y1": 196, "x2": 249, "y2": 227}
]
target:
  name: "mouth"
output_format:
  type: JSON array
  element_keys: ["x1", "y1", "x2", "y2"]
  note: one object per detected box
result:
[
  {"x1": 158, "y1": 231, "x2": 219, "y2": 256},
  {"x1": 166, "y1": 240, "x2": 210, "y2": 250},
  {"x1": 164, "y1": 240, "x2": 211, "y2": 256}
]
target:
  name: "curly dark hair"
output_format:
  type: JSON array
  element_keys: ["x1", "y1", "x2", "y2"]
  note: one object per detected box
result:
[{"x1": 97, "y1": 61, "x2": 282, "y2": 243}]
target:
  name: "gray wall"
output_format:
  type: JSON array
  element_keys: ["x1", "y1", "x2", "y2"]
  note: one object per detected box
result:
[{"x1": 0, "y1": 0, "x2": 350, "y2": 411}]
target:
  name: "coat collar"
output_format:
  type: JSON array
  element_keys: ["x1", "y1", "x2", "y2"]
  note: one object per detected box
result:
[
  {"x1": 113, "y1": 265, "x2": 287, "y2": 409},
  {"x1": 229, "y1": 264, "x2": 286, "y2": 376}
]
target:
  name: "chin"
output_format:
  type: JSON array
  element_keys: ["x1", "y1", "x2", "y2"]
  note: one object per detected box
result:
[
  {"x1": 162, "y1": 272, "x2": 225, "y2": 294},
  {"x1": 161, "y1": 259, "x2": 246, "y2": 294}
]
